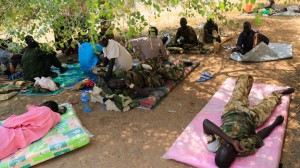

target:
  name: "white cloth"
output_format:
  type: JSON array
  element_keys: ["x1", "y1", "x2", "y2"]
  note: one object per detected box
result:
[
  {"x1": 105, "y1": 99, "x2": 121, "y2": 111},
  {"x1": 141, "y1": 64, "x2": 152, "y2": 70},
  {"x1": 287, "y1": 5, "x2": 299, "y2": 12},
  {"x1": 103, "y1": 39, "x2": 132, "y2": 72},
  {"x1": 207, "y1": 138, "x2": 221, "y2": 153},
  {"x1": 34, "y1": 77, "x2": 59, "y2": 91},
  {"x1": 90, "y1": 86, "x2": 104, "y2": 104}
]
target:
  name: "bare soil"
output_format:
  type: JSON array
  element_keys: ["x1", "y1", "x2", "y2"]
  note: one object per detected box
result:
[{"x1": 0, "y1": 14, "x2": 299, "y2": 168}]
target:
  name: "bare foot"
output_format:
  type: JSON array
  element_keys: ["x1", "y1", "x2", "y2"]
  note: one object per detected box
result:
[
  {"x1": 278, "y1": 88, "x2": 295, "y2": 95},
  {"x1": 58, "y1": 106, "x2": 67, "y2": 114},
  {"x1": 274, "y1": 115, "x2": 284, "y2": 126}
]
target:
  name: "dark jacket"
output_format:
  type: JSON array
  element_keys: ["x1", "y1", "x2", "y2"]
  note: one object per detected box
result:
[
  {"x1": 236, "y1": 30, "x2": 269, "y2": 54},
  {"x1": 175, "y1": 26, "x2": 198, "y2": 45}
]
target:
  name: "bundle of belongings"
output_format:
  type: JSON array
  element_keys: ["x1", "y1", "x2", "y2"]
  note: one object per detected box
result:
[
  {"x1": 90, "y1": 84, "x2": 137, "y2": 112},
  {"x1": 91, "y1": 58, "x2": 194, "y2": 111},
  {"x1": 0, "y1": 77, "x2": 61, "y2": 100},
  {"x1": 71, "y1": 78, "x2": 95, "y2": 91},
  {"x1": 263, "y1": 4, "x2": 300, "y2": 16},
  {"x1": 0, "y1": 81, "x2": 33, "y2": 100},
  {"x1": 33, "y1": 77, "x2": 59, "y2": 93}
]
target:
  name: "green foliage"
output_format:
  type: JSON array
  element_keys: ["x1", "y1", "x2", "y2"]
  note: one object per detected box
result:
[
  {"x1": 255, "y1": 15, "x2": 262, "y2": 26},
  {"x1": 0, "y1": 0, "x2": 295, "y2": 52}
]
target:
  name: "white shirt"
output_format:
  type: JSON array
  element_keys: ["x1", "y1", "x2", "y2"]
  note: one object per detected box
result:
[
  {"x1": 103, "y1": 39, "x2": 132, "y2": 72},
  {"x1": 128, "y1": 36, "x2": 167, "y2": 61}
]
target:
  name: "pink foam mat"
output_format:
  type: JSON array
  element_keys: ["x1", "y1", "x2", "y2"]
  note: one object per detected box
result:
[{"x1": 163, "y1": 78, "x2": 291, "y2": 168}]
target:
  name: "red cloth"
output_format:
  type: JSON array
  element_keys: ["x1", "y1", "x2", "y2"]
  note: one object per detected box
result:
[{"x1": 0, "y1": 106, "x2": 61, "y2": 160}]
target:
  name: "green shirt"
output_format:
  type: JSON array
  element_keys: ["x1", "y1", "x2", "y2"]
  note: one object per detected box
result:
[
  {"x1": 175, "y1": 26, "x2": 198, "y2": 45},
  {"x1": 21, "y1": 47, "x2": 50, "y2": 81},
  {"x1": 220, "y1": 111, "x2": 264, "y2": 156}
]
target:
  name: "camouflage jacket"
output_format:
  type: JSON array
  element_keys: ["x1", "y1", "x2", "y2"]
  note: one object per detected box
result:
[{"x1": 220, "y1": 111, "x2": 264, "y2": 156}]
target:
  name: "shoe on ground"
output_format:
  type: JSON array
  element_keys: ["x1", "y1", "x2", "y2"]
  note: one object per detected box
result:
[
  {"x1": 8, "y1": 72, "x2": 23, "y2": 80},
  {"x1": 59, "y1": 66, "x2": 68, "y2": 73},
  {"x1": 49, "y1": 71, "x2": 58, "y2": 78}
]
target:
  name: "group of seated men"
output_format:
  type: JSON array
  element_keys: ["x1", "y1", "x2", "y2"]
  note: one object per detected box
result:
[
  {"x1": 95, "y1": 29, "x2": 190, "y2": 97},
  {"x1": 0, "y1": 38, "x2": 22, "y2": 77},
  {"x1": 92, "y1": 18, "x2": 269, "y2": 83},
  {"x1": 170, "y1": 17, "x2": 221, "y2": 50},
  {"x1": 0, "y1": 18, "x2": 269, "y2": 93},
  {"x1": 154, "y1": 17, "x2": 269, "y2": 55},
  {"x1": 0, "y1": 36, "x2": 68, "y2": 81},
  {"x1": 91, "y1": 20, "x2": 269, "y2": 98}
]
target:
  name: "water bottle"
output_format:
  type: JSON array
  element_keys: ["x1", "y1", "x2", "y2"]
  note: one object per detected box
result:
[{"x1": 81, "y1": 90, "x2": 91, "y2": 113}]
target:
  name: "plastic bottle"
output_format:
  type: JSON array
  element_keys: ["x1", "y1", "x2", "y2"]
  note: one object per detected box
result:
[{"x1": 81, "y1": 90, "x2": 91, "y2": 112}]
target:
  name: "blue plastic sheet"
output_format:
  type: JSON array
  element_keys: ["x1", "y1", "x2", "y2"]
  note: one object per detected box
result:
[{"x1": 78, "y1": 42, "x2": 103, "y2": 72}]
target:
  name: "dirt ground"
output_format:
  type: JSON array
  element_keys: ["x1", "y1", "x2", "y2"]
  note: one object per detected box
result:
[{"x1": 1, "y1": 14, "x2": 300, "y2": 168}]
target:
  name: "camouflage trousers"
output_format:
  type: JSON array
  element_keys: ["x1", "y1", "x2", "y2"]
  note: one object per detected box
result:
[
  {"x1": 0, "y1": 84, "x2": 20, "y2": 94},
  {"x1": 224, "y1": 74, "x2": 282, "y2": 127},
  {"x1": 32, "y1": 85, "x2": 51, "y2": 93},
  {"x1": 124, "y1": 58, "x2": 185, "y2": 88}
]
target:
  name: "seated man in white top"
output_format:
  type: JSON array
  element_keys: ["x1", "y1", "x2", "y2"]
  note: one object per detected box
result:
[
  {"x1": 128, "y1": 27, "x2": 168, "y2": 61},
  {"x1": 98, "y1": 36, "x2": 132, "y2": 81}
]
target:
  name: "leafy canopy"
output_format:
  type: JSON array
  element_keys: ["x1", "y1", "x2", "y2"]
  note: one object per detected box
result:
[{"x1": 0, "y1": 0, "x2": 293, "y2": 51}]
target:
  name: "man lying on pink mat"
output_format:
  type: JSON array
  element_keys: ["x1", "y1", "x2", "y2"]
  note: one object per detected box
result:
[
  {"x1": 203, "y1": 74, "x2": 294, "y2": 168},
  {"x1": 0, "y1": 101, "x2": 66, "y2": 160}
]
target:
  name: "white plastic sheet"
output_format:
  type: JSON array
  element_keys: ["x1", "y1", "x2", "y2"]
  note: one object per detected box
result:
[{"x1": 230, "y1": 42, "x2": 293, "y2": 62}]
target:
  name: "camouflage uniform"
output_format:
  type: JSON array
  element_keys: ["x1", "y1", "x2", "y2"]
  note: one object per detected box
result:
[
  {"x1": 96, "y1": 77, "x2": 139, "y2": 110},
  {"x1": 117, "y1": 58, "x2": 186, "y2": 88},
  {"x1": 96, "y1": 58, "x2": 188, "y2": 110},
  {"x1": 0, "y1": 84, "x2": 20, "y2": 94},
  {"x1": 32, "y1": 85, "x2": 51, "y2": 93},
  {"x1": 220, "y1": 74, "x2": 282, "y2": 156},
  {"x1": 0, "y1": 81, "x2": 33, "y2": 100},
  {"x1": 175, "y1": 26, "x2": 198, "y2": 46}
]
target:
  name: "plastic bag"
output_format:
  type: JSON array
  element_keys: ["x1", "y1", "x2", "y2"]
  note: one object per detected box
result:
[{"x1": 34, "y1": 77, "x2": 59, "y2": 91}]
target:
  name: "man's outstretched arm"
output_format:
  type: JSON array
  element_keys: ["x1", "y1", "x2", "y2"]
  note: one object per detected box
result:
[
  {"x1": 203, "y1": 119, "x2": 234, "y2": 143},
  {"x1": 257, "y1": 115, "x2": 284, "y2": 139},
  {"x1": 203, "y1": 119, "x2": 245, "y2": 153},
  {"x1": 105, "y1": 58, "x2": 115, "y2": 81}
]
